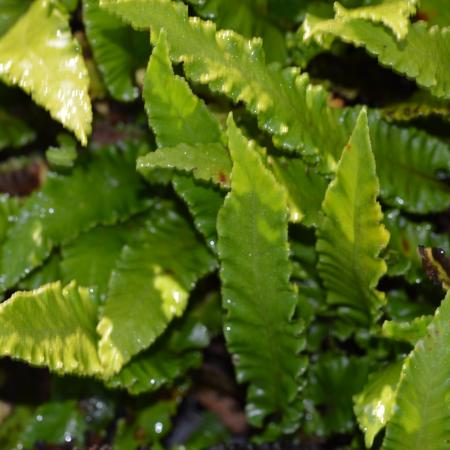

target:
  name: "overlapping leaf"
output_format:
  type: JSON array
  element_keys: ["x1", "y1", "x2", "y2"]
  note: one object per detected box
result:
[
  {"x1": 97, "y1": 204, "x2": 215, "y2": 374},
  {"x1": 107, "y1": 313, "x2": 209, "y2": 394},
  {"x1": 217, "y1": 116, "x2": 305, "y2": 434},
  {"x1": 141, "y1": 31, "x2": 226, "y2": 249},
  {"x1": 334, "y1": 0, "x2": 417, "y2": 39},
  {"x1": 354, "y1": 361, "x2": 403, "y2": 448},
  {"x1": 0, "y1": 0, "x2": 92, "y2": 144},
  {"x1": 0, "y1": 0, "x2": 32, "y2": 37},
  {"x1": 317, "y1": 110, "x2": 389, "y2": 325},
  {"x1": 0, "y1": 108, "x2": 35, "y2": 151},
  {"x1": 101, "y1": 0, "x2": 450, "y2": 215},
  {"x1": 186, "y1": 0, "x2": 287, "y2": 63},
  {"x1": 60, "y1": 222, "x2": 136, "y2": 297},
  {"x1": 271, "y1": 156, "x2": 328, "y2": 227},
  {"x1": 382, "y1": 315, "x2": 432, "y2": 345},
  {"x1": 138, "y1": 142, "x2": 231, "y2": 187},
  {"x1": 418, "y1": 0, "x2": 450, "y2": 27},
  {"x1": 384, "y1": 210, "x2": 450, "y2": 281},
  {"x1": 0, "y1": 282, "x2": 102, "y2": 376},
  {"x1": 83, "y1": 0, "x2": 150, "y2": 101},
  {"x1": 304, "y1": 15, "x2": 450, "y2": 99},
  {"x1": 0, "y1": 146, "x2": 146, "y2": 292},
  {"x1": 382, "y1": 291, "x2": 450, "y2": 450}
]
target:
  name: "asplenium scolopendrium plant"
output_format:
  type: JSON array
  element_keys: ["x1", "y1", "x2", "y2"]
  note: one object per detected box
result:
[{"x1": 0, "y1": 0, "x2": 448, "y2": 448}]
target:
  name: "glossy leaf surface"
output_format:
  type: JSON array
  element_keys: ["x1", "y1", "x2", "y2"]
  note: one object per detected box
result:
[
  {"x1": 382, "y1": 292, "x2": 450, "y2": 450},
  {"x1": 83, "y1": 0, "x2": 150, "y2": 101},
  {"x1": 97, "y1": 204, "x2": 215, "y2": 373},
  {"x1": 0, "y1": 146, "x2": 146, "y2": 292},
  {"x1": 304, "y1": 16, "x2": 450, "y2": 99},
  {"x1": 0, "y1": 0, "x2": 92, "y2": 143},
  {"x1": 317, "y1": 110, "x2": 389, "y2": 325},
  {"x1": 217, "y1": 116, "x2": 305, "y2": 434},
  {"x1": 354, "y1": 361, "x2": 403, "y2": 448},
  {"x1": 0, "y1": 282, "x2": 102, "y2": 376}
]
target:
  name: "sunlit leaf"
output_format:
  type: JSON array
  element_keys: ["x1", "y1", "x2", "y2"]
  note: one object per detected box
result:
[
  {"x1": 0, "y1": 282, "x2": 103, "y2": 376},
  {"x1": 97, "y1": 204, "x2": 215, "y2": 374},
  {"x1": 382, "y1": 315, "x2": 433, "y2": 345},
  {"x1": 354, "y1": 361, "x2": 403, "y2": 448},
  {"x1": 0, "y1": 0, "x2": 92, "y2": 143},
  {"x1": 317, "y1": 109, "x2": 389, "y2": 325}
]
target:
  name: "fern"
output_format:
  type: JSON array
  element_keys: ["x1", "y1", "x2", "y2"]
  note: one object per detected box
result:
[
  {"x1": 382, "y1": 292, "x2": 450, "y2": 449},
  {"x1": 0, "y1": 0, "x2": 92, "y2": 144},
  {"x1": 97, "y1": 204, "x2": 215, "y2": 373},
  {"x1": 0, "y1": 282, "x2": 103, "y2": 376},
  {"x1": 217, "y1": 116, "x2": 305, "y2": 436},
  {"x1": 316, "y1": 110, "x2": 389, "y2": 325},
  {"x1": 0, "y1": 145, "x2": 147, "y2": 293},
  {"x1": 304, "y1": 15, "x2": 450, "y2": 99}
]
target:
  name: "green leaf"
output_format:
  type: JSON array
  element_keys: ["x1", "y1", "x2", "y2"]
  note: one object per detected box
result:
[
  {"x1": 0, "y1": 406, "x2": 33, "y2": 450},
  {"x1": 101, "y1": 0, "x2": 450, "y2": 215},
  {"x1": 271, "y1": 156, "x2": 328, "y2": 227},
  {"x1": 304, "y1": 15, "x2": 450, "y2": 100},
  {"x1": 97, "y1": 204, "x2": 215, "y2": 374},
  {"x1": 0, "y1": 194, "x2": 20, "y2": 244},
  {"x1": 0, "y1": 107, "x2": 35, "y2": 150},
  {"x1": 381, "y1": 90, "x2": 450, "y2": 122},
  {"x1": 0, "y1": 0, "x2": 32, "y2": 37},
  {"x1": 384, "y1": 210, "x2": 450, "y2": 282},
  {"x1": 365, "y1": 111, "x2": 450, "y2": 214},
  {"x1": 60, "y1": 222, "x2": 135, "y2": 297},
  {"x1": 137, "y1": 142, "x2": 231, "y2": 187},
  {"x1": 18, "y1": 252, "x2": 61, "y2": 291},
  {"x1": 305, "y1": 353, "x2": 370, "y2": 436},
  {"x1": 217, "y1": 116, "x2": 305, "y2": 434},
  {"x1": 382, "y1": 291, "x2": 450, "y2": 450},
  {"x1": 142, "y1": 31, "x2": 225, "y2": 250},
  {"x1": 172, "y1": 175, "x2": 224, "y2": 252},
  {"x1": 186, "y1": 0, "x2": 287, "y2": 63},
  {"x1": 334, "y1": 0, "x2": 417, "y2": 39},
  {"x1": 353, "y1": 361, "x2": 403, "y2": 448},
  {"x1": 83, "y1": 0, "x2": 150, "y2": 101},
  {"x1": 317, "y1": 109, "x2": 390, "y2": 325},
  {"x1": 417, "y1": 0, "x2": 450, "y2": 27},
  {"x1": 0, "y1": 0, "x2": 92, "y2": 144},
  {"x1": 0, "y1": 282, "x2": 103, "y2": 376},
  {"x1": 114, "y1": 400, "x2": 176, "y2": 449},
  {"x1": 15, "y1": 401, "x2": 86, "y2": 449},
  {"x1": 382, "y1": 315, "x2": 433, "y2": 345},
  {"x1": 143, "y1": 30, "x2": 223, "y2": 148},
  {"x1": 0, "y1": 145, "x2": 146, "y2": 292},
  {"x1": 106, "y1": 311, "x2": 209, "y2": 394},
  {"x1": 46, "y1": 134, "x2": 78, "y2": 169},
  {"x1": 100, "y1": 0, "x2": 340, "y2": 158}
]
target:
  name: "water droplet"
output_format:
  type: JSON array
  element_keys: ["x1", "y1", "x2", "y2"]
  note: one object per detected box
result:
[{"x1": 154, "y1": 422, "x2": 163, "y2": 434}]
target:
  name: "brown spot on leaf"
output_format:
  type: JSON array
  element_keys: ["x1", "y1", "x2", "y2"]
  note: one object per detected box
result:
[
  {"x1": 218, "y1": 171, "x2": 229, "y2": 186},
  {"x1": 401, "y1": 238, "x2": 410, "y2": 253}
]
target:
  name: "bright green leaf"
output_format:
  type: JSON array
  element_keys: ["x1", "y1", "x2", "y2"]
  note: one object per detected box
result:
[
  {"x1": 334, "y1": 0, "x2": 417, "y2": 39},
  {"x1": 97, "y1": 204, "x2": 215, "y2": 374},
  {"x1": 0, "y1": 282, "x2": 103, "y2": 376},
  {"x1": 0, "y1": 0, "x2": 92, "y2": 144},
  {"x1": 317, "y1": 109, "x2": 390, "y2": 325},
  {"x1": 137, "y1": 142, "x2": 231, "y2": 187},
  {"x1": 217, "y1": 116, "x2": 305, "y2": 434},
  {"x1": 354, "y1": 361, "x2": 403, "y2": 448},
  {"x1": 382, "y1": 315, "x2": 433, "y2": 345},
  {"x1": 304, "y1": 15, "x2": 450, "y2": 99},
  {"x1": 382, "y1": 291, "x2": 450, "y2": 450}
]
